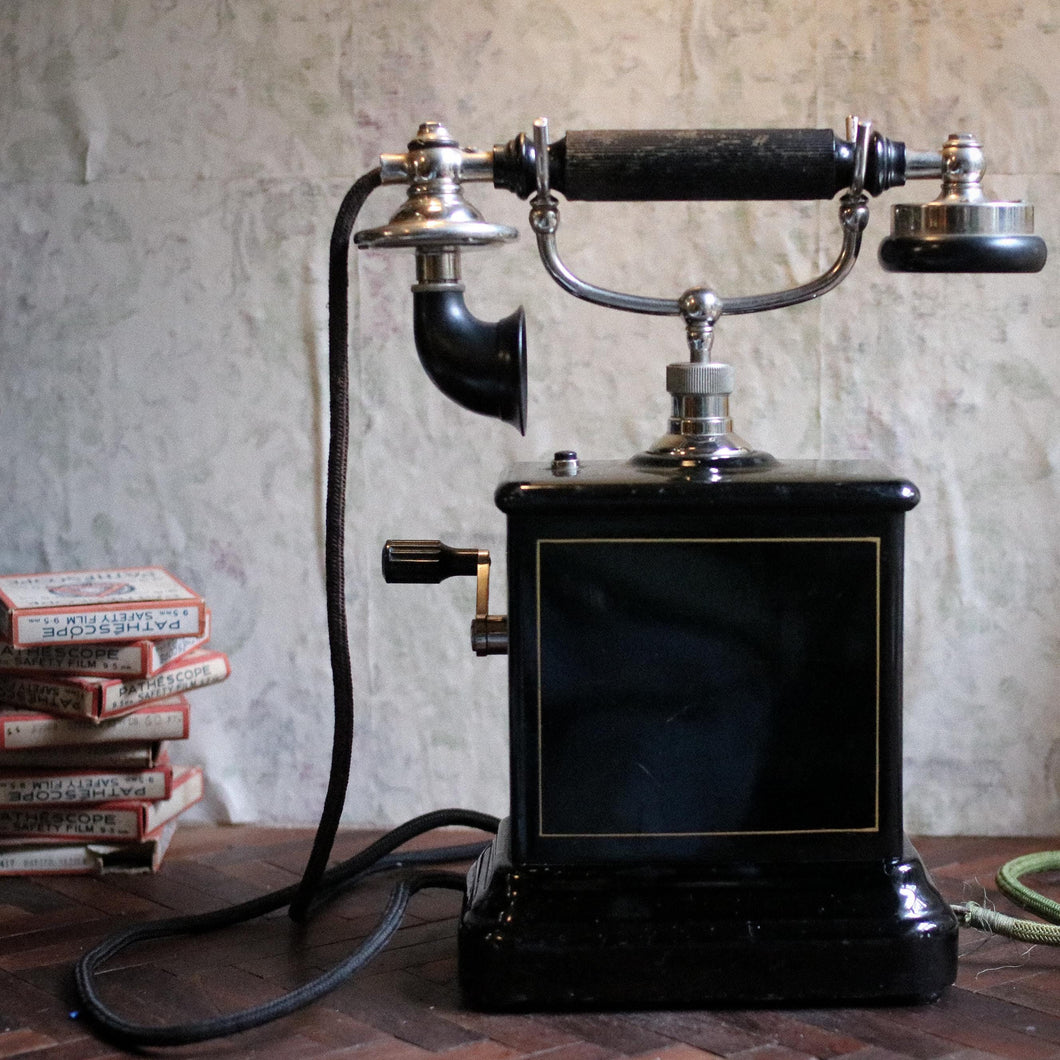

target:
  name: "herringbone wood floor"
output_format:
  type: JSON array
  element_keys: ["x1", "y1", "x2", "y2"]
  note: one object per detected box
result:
[{"x1": 4, "y1": 829, "x2": 1060, "y2": 1059}]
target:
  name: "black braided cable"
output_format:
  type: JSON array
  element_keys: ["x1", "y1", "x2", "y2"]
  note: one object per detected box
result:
[
  {"x1": 72, "y1": 810, "x2": 496, "y2": 1047},
  {"x1": 290, "y1": 166, "x2": 383, "y2": 921},
  {"x1": 70, "y1": 168, "x2": 502, "y2": 1046}
]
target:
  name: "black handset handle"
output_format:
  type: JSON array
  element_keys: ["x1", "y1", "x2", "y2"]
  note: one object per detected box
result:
[{"x1": 494, "y1": 127, "x2": 905, "y2": 201}]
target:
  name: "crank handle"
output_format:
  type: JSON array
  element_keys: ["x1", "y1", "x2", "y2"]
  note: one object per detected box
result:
[{"x1": 382, "y1": 539, "x2": 508, "y2": 657}]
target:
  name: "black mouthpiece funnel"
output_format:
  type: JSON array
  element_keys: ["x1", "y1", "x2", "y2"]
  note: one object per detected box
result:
[{"x1": 412, "y1": 288, "x2": 528, "y2": 433}]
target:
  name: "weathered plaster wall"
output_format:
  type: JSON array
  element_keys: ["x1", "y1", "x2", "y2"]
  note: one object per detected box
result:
[{"x1": 1, "y1": 0, "x2": 1058, "y2": 833}]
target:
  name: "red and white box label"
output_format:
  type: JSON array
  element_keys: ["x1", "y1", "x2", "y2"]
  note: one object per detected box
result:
[{"x1": 0, "y1": 568, "x2": 205, "y2": 648}]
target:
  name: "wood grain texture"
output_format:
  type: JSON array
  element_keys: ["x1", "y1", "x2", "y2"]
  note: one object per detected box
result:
[{"x1": 3, "y1": 828, "x2": 1060, "y2": 1059}]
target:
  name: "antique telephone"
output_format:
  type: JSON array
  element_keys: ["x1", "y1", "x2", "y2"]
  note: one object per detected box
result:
[
  {"x1": 357, "y1": 116, "x2": 1045, "y2": 1007},
  {"x1": 72, "y1": 116, "x2": 1047, "y2": 1043}
]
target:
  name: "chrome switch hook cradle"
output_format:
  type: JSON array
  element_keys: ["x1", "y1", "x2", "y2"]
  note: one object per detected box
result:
[
  {"x1": 526, "y1": 116, "x2": 880, "y2": 468},
  {"x1": 527, "y1": 115, "x2": 874, "y2": 340}
]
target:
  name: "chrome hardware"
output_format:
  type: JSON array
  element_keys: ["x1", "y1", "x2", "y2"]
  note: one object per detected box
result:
[
  {"x1": 527, "y1": 116, "x2": 874, "y2": 327},
  {"x1": 357, "y1": 122, "x2": 515, "y2": 250},
  {"x1": 356, "y1": 123, "x2": 528, "y2": 432},
  {"x1": 634, "y1": 355, "x2": 775, "y2": 469},
  {"x1": 550, "y1": 450, "x2": 580, "y2": 476},
  {"x1": 679, "y1": 288, "x2": 722, "y2": 363},
  {"x1": 891, "y1": 133, "x2": 1035, "y2": 236},
  {"x1": 378, "y1": 120, "x2": 495, "y2": 186},
  {"x1": 880, "y1": 132, "x2": 1046, "y2": 272}
]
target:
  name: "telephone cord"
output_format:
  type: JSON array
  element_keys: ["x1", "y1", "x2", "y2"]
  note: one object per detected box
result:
[
  {"x1": 72, "y1": 168, "x2": 499, "y2": 1047},
  {"x1": 290, "y1": 165, "x2": 382, "y2": 922},
  {"x1": 73, "y1": 810, "x2": 497, "y2": 1047},
  {"x1": 953, "y1": 850, "x2": 1060, "y2": 945}
]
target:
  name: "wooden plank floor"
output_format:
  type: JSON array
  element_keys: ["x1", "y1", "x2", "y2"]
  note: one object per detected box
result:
[{"x1": 4, "y1": 829, "x2": 1060, "y2": 1059}]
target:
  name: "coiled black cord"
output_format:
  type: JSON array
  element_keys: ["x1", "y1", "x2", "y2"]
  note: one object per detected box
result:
[
  {"x1": 71, "y1": 170, "x2": 500, "y2": 1047},
  {"x1": 73, "y1": 809, "x2": 497, "y2": 1046}
]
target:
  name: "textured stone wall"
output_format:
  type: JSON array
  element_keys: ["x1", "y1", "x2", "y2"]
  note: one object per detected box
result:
[{"x1": 1, "y1": 0, "x2": 1058, "y2": 833}]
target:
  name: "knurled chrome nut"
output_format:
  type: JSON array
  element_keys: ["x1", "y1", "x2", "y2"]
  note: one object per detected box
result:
[{"x1": 666, "y1": 361, "x2": 735, "y2": 396}]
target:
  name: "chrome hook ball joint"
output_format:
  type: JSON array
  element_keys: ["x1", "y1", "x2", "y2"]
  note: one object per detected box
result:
[{"x1": 354, "y1": 115, "x2": 1045, "y2": 462}]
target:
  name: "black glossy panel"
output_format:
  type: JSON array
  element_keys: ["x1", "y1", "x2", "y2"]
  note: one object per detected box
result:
[{"x1": 537, "y1": 538, "x2": 879, "y2": 838}]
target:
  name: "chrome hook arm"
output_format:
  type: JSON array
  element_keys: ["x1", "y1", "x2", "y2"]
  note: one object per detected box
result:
[
  {"x1": 529, "y1": 118, "x2": 682, "y2": 316},
  {"x1": 527, "y1": 116, "x2": 873, "y2": 322}
]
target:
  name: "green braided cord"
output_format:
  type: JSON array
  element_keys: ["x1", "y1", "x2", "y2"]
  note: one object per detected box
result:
[
  {"x1": 953, "y1": 850, "x2": 1060, "y2": 945},
  {"x1": 954, "y1": 901, "x2": 1060, "y2": 945},
  {"x1": 996, "y1": 851, "x2": 1060, "y2": 924}
]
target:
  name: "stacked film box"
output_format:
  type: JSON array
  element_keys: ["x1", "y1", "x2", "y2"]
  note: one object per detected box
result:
[
  {"x1": 0, "y1": 568, "x2": 225, "y2": 875},
  {"x1": 0, "y1": 566, "x2": 206, "y2": 648},
  {"x1": 0, "y1": 646, "x2": 228, "y2": 722},
  {"x1": 0, "y1": 623, "x2": 211, "y2": 677}
]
